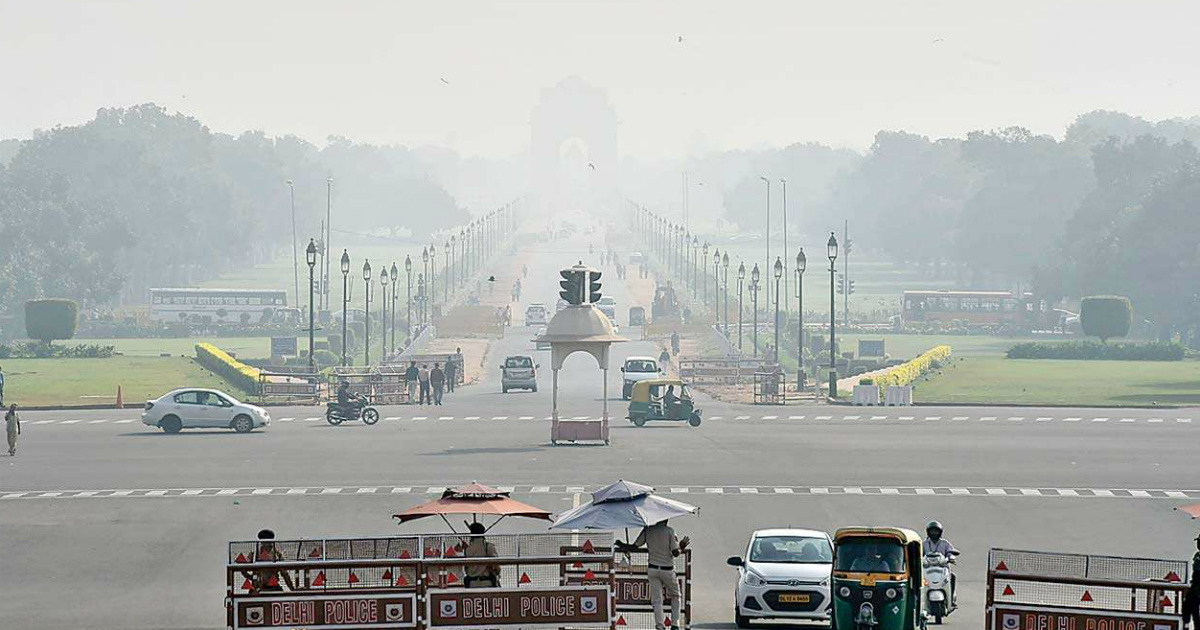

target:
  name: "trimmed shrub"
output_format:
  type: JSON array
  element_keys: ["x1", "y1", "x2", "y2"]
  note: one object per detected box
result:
[
  {"x1": 195, "y1": 342, "x2": 261, "y2": 393},
  {"x1": 874, "y1": 345, "x2": 952, "y2": 392},
  {"x1": 1080, "y1": 295, "x2": 1132, "y2": 343},
  {"x1": 25, "y1": 299, "x2": 79, "y2": 344},
  {"x1": 313, "y1": 349, "x2": 338, "y2": 367},
  {"x1": 1006, "y1": 341, "x2": 1183, "y2": 361}
]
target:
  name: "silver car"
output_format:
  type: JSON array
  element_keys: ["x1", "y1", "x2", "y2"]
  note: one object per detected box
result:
[
  {"x1": 141, "y1": 388, "x2": 270, "y2": 433},
  {"x1": 500, "y1": 355, "x2": 539, "y2": 393}
]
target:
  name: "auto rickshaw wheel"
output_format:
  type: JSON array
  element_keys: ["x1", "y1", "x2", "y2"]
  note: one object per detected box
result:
[
  {"x1": 688, "y1": 414, "x2": 702, "y2": 427},
  {"x1": 632, "y1": 417, "x2": 646, "y2": 427}
]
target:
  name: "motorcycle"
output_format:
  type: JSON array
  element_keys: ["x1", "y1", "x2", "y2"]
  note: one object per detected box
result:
[
  {"x1": 923, "y1": 551, "x2": 959, "y2": 624},
  {"x1": 325, "y1": 394, "x2": 380, "y2": 426}
]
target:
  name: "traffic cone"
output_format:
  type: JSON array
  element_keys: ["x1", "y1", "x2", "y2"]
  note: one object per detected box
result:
[{"x1": 115, "y1": 386, "x2": 123, "y2": 409}]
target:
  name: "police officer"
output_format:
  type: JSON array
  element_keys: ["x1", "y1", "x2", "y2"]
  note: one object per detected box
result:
[{"x1": 1184, "y1": 533, "x2": 1200, "y2": 629}]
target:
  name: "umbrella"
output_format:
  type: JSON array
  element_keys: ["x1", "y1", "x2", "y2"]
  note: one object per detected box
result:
[
  {"x1": 551, "y1": 480, "x2": 697, "y2": 531},
  {"x1": 393, "y1": 482, "x2": 553, "y2": 533},
  {"x1": 1175, "y1": 504, "x2": 1200, "y2": 519}
]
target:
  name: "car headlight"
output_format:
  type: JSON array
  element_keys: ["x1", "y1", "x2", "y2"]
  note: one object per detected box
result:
[
  {"x1": 885, "y1": 588, "x2": 898, "y2": 599},
  {"x1": 838, "y1": 586, "x2": 851, "y2": 598},
  {"x1": 744, "y1": 572, "x2": 767, "y2": 587}
]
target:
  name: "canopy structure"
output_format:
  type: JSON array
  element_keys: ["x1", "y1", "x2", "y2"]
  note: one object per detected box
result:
[
  {"x1": 393, "y1": 482, "x2": 553, "y2": 532},
  {"x1": 551, "y1": 479, "x2": 697, "y2": 531}
]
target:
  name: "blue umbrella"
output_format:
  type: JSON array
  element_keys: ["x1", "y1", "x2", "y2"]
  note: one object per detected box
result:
[{"x1": 551, "y1": 480, "x2": 697, "y2": 531}]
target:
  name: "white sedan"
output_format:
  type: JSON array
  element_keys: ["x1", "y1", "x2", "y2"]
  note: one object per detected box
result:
[
  {"x1": 142, "y1": 388, "x2": 270, "y2": 433},
  {"x1": 727, "y1": 528, "x2": 834, "y2": 627}
]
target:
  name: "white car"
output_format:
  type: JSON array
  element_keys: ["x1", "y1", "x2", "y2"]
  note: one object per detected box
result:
[
  {"x1": 142, "y1": 388, "x2": 270, "y2": 433},
  {"x1": 728, "y1": 529, "x2": 833, "y2": 627},
  {"x1": 525, "y1": 303, "x2": 548, "y2": 326},
  {"x1": 597, "y1": 296, "x2": 617, "y2": 323},
  {"x1": 535, "y1": 327, "x2": 551, "y2": 351},
  {"x1": 620, "y1": 356, "x2": 663, "y2": 399}
]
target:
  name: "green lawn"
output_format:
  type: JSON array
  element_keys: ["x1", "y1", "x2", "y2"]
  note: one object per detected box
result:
[
  {"x1": 915, "y1": 356, "x2": 1200, "y2": 406},
  {"x1": 839, "y1": 334, "x2": 1015, "y2": 361},
  {"x1": 1, "y1": 357, "x2": 244, "y2": 407},
  {"x1": 67, "y1": 337, "x2": 273, "y2": 359}
]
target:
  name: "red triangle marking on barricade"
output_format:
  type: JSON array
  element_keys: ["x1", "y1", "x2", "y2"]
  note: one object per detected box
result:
[
  {"x1": 308, "y1": 547, "x2": 322, "y2": 559},
  {"x1": 267, "y1": 575, "x2": 279, "y2": 588},
  {"x1": 520, "y1": 572, "x2": 532, "y2": 584},
  {"x1": 1161, "y1": 595, "x2": 1174, "y2": 608},
  {"x1": 447, "y1": 573, "x2": 459, "y2": 583},
  {"x1": 445, "y1": 546, "x2": 458, "y2": 557},
  {"x1": 582, "y1": 540, "x2": 595, "y2": 554},
  {"x1": 400, "y1": 549, "x2": 412, "y2": 559},
  {"x1": 1081, "y1": 590, "x2": 1093, "y2": 602},
  {"x1": 258, "y1": 548, "x2": 273, "y2": 561},
  {"x1": 1166, "y1": 571, "x2": 1181, "y2": 582},
  {"x1": 573, "y1": 561, "x2": 584, "y2": 568},
  {"x1": 235, "y1": 553, "x2": 248, "y2": 564},
  {"x1": 1002, "y1": 585, "x2": 1015, "y2": 596},
  {"x1": 584, "y1": 569, "x2": 596, "y2": 580},
  {"x1": 241, "y1": 578, "x2": 254, "y2": 590},
  {"x1": 312, "y1": 572, "x2": 326, "y2": 587},
  {"x1": 664, "y1": 616, "x2": 673, "y2": 627},
  {"x1": 425, "y1": 548, "x2": 441, "y2": 557},
  {"x1": 995, "y1": 560, "x2": 1008, "y2": 572},
  {"x1": 616, "y1": 616, "x2": 627, "y2": 626},
  {"x1": 348, "y1": 571, "x2": 360, "y2": 584},
  {"x1": 396, "y1": 575, "x2": 409, "y2": 587},
  {"x1": 382, "y1": 569, "x2": 393, "y2": 581}
]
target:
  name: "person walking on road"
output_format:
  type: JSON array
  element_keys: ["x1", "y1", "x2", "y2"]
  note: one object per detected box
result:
[
  {"x1": 418, "y1": 364, "x2": 431, "y2": 406},
  {"x1": 405, "y1": 361, "x2": 419, "y2": 404},
  {"x1": 6, "y1": 404, "x2": 21, "y2": 456},
  {"x1": 619, "y1": 520, "x2": 690, "y2": 630},
  {"x1": 445, "y1": 357, "x2": 457, "y2": 394},
  {"x1": 430, "y1": 363, "x2": 446, "y2": 406},
  {"x1": 670, "y1": 331, "x2": 680, "y2": 356},
  {"x1": 0, "y1": 364, "x2": 6, "y2": 406},
  {"x1": 1185, "y1": 533, "x2": 1200, "y2": 629}
]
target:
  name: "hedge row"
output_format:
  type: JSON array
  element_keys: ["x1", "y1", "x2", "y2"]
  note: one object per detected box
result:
[
  {"x1": 0, "y1": 343, "x2": 115, "y2": 359},
  {"x1": 1005, "y1": 341, "x2": 1183, "y2": 361},
  {"x1": 195, "y1": 342, "x2": 261, "y2": 392},
  {"x1": 874, "y1": 345, "x2": 952, "y2": 391}
]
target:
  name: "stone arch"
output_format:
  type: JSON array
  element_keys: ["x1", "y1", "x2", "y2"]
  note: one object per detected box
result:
[{"x1": 530, "y1": 77, "x2": 618, "y2": 212}]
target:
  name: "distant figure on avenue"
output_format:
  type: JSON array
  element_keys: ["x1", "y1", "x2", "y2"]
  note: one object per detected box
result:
[
  {"x1": 619, "y1": 520, "x2": 689, "y2": 630},
  {"x1": 659, "y1": 348, "x2": 671, "y2": 370},
  {"x1": 1185, "y1": 533, "x2": 1200, "y2": 629},
  {"x1": 430, "y1": 363, "x2": 446, "y2": 405},
  {"x1": 445, "y1": 356, "x2": 457, "y2": 393},
  {"x1": 418, "y1": 364, "x2": 431, "y2": 405},
  {"x1": 0, "y1": 364, "x2": 5, "y2": 406},
  {"x1": 405, "y1": 361, "x2": 419, "y2": 404},
  {"x1": 458, "y1": 522, "x2": 500, "y2": 588},
  {"x1": 670, "y1": 331, "x2": 680, "y2": 356},
  {"x1": 6, "y1": 404, "x2": 20, "y2": 456}
]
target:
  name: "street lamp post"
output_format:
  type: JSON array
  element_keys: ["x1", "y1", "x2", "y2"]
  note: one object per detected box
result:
[
  {"x1": 404, "y1": 255, "x2": 413, "y2": 343},
  {"x1": 340, "y1": 250, "x2": 350, "y2": 366},
  {"x1": 306, "y1": 239, "x2": 317, "y2": 371},
  {"x1": 458, "y1": 229, "x2": 465, "y2": 286},
  {"x1": 429, "y1": 244, "x2": 437, "y2": 314},
  {"x1": 443, "y1": 241, "x2": 450, "y2": 302},
  {"x1": 286, "y1": 180, "x2": 298, "y2": 308},
  {"x1": 421, "y1": 247, "x2": 429, "y2": 324},
  {"x1": 795, "y1": 249, "x2": 806, "y2": 390},
  {"x1": 780, "y1": 178, "x2": 789, "y2": 314},
  {"x1": 722, "y1": 252, "x2": 730, "y2": 339},
  {"x1": 737, "y1": 262, "x2": 746, "y2": 352},
  {"x1": 712, "y1": 247, "x2": 720, "y2": 326},
  {"x1": 760, "y1": 176, "x2": 771, "y2": 311},
  {"x1": 751, "y1": 264, "x2": 761, "y2": 357},
  {"x1": 379, "y1": 266, "x2": 389, "y2": 363},
  {"x1": 827, "y1": 232, "x2": 839, "y2": 398},
  {"x1": 325, "y1": 176, "x2": 333, "y2": 311},
  {"x1": 773, "y1": 257, "x2": 783, "y2": 364},
  {"x1": 362, "y1": 260, "x2": 372, "y2": 366},
  {"x1": 691, "y1": 237, "x2": 699, "y2": 296},
  {"x1": 702, "y1": 242, "x2": 709, "y2": 305},
  {"x1": 390, "y1": 262, "x2": 398, "y2": 355}
]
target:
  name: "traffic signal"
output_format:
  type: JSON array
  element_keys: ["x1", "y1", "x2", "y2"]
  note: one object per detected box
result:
[
  {"x1": 560, "y1": 269, "x2": 585, "y2": 305},
  {"x1": 844, "y1": 238, "x2": 853, "y2": 256},
  {"x1": 847, "y1": 279, "x2": 856, "y2": 295},
  {"x1": 588, "y1": 271, "x2": 603, "y2": 303},
  {"x1": 836, "y1": 274, "x2": 845, "y2": 295}
]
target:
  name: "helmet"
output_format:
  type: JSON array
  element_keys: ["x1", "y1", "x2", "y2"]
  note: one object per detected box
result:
[{"x1": 926, "y1": 520, "x2": 944, "y2": 536}]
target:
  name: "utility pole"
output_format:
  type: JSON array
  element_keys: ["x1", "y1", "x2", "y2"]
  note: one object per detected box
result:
[{"x1": 843, "y1": 219, "x2": 851, "y2": 328}]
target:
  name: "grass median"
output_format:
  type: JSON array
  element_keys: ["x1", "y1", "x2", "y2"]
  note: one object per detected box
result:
[
  {"x1": 1, "y1": 356, "x2": 242, "y2": 408},
  {"x1": 914, "y1": 356, "x2": 1200, "y2": 406}
]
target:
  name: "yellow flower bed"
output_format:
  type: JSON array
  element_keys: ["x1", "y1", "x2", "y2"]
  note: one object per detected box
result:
[
  {"x1": 875, "y1": 345, "x2": 952, "y2": 391},
  {"x1": 195, "y1": 342, "x2": 261, "y2": 393}
]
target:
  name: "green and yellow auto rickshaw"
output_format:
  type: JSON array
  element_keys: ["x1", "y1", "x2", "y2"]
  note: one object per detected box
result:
[
  {"x1": 626, "y1": 379, "x2": 702, "y2": 427},
  {"x1": 831, "y1": 527, "x2": 925, "y2": 630}
]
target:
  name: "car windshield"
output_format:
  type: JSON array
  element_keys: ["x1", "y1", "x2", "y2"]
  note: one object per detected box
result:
[
  {"x1": 750, "y1": 536, "x2": 832, "y2": 564},
  {"x1": 506, "y1": 357, "x2": 533, "y2": 368},
  {"x1": 834, "y1": 537, "x2": 906, "y2": 573},
  {"x1": 626, "y1": 360, "x2": 657, "y2": 372}
]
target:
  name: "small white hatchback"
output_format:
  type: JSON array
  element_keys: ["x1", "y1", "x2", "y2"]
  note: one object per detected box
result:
[{"x1": 728, "y1": 528, "x2": 833, "y2": 627}]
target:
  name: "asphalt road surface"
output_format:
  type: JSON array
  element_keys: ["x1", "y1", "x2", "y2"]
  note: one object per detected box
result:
[{"x1": 3, "y1": 224, "x2": 1199, "y2": 630}]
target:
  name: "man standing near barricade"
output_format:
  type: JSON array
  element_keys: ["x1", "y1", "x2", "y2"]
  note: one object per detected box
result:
[
  {"x1": 418, "y1": 364, "x2": 431, "y2": 406},
  {"x1": 619, "y1": 520, "x2": 690, "y2": 630},
  {"x1": 445, "y1": 355, "x2": 457, "y2": 394},
  {"x1": 1185, "y1": 533, "x2": 1200, "y2": 629},
  {"x1": 405, "y1": 361, "x2": 419, "y2": 404},
  {"x1": 430, "y1": 363, "x2": 446, "y2": 406}
]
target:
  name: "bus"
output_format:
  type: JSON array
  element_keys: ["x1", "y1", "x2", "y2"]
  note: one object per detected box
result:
[
  {"x1": 149, "y1": 288, "x2": 293, "y2": 324},
  {"x1": 901, "y1": 290, "x2": 1051, "y2": 327}
]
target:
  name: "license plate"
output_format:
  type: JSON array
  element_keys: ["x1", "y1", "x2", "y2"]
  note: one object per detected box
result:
[{"x1": 778, "y1": 594, "x2": 811, "y2": 603}]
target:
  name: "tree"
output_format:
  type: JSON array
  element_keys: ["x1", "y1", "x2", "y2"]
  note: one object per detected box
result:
[
  {"x1": 25, "y1": 299, "x2": 79, "y2": 345},
  {"x1": 1079, "y1": 296, "x2": 1132, "y2": 343}
]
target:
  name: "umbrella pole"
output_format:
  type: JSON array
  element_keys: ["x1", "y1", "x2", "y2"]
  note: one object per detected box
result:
[
  {"x1": 484, "y1": 515, "x2": 506, "y2": 533},
  {"x1": 438, "y1": 514, "x2": 459, "y2": 533}
]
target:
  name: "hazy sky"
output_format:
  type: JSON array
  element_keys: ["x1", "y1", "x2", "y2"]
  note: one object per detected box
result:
[{"x1": 2, "y1": 0, "x2": 1198, "y2": 159}]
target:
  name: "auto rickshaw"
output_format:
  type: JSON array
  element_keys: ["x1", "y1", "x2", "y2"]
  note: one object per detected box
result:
[
  {"x1": 628, "y1": 306, "x2": 646, "y2": 326},
  {"x1": 831, "y1": 527, "x2": 925, "y2": 630},
  {"x1": 626, "y1": 379, "x2": 702, "y2": 427}
]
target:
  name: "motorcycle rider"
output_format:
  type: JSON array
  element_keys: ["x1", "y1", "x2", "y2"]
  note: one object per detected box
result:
[
  {"x1": 336, "y1": 380, "x2": 351, "y2": 405},
  {"x1": 924, "y1": 520, "x2": 958, "y2": 607}
]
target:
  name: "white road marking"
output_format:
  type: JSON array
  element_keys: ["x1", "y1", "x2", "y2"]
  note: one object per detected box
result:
[
  {"x1": 0, "y1": 493, "x2": 27, "y2": 499},
  {"x1": 949, "y1": 488, "x2": 969, "y2": 495},
  {"x1": 916, "y1": 488, "x2": 935, "y2": 495},
  {"x1": 815, "y1": 415, "x2": 832, "y2": 420},
  {"x1": 531, "y1": 486, "x2": 550, "y2": 493},
  {"x1": 1120, "y1": 418, "x2": 1136, "y2": 423},
  {"x1": 1057, "y1": 489, "x2": 1079, "y2": 497},
  {"x1": 32, "y1": 420, "x2": 55, "y2": 425},
  {"x1": 518, "y1": 416, "x2": 534, "y2": 420},
  {"x1": 60, "y1": 420, "x2": 80, "y2": 424},
  {"x1": 1092, "y1": 489, "x2": 1115, "y2": 497},
  {"x1": 88, "y1": 419, "x2": 108, "y2": 424},
  {"x1": 739, "y1": 487, "x2": 759, "y2": 494},
  {"x1": 951, "y1": 416, "x2": 968, "y2": 421},
  {"x1": 181, "y1": 489, "x2": 204, "y2": 496},
  {"x1": 788, "y1": 415, "x2": 803, "y2": 420},
  {"x1": 845, "y1": 487, "x2": 864, "y2": 494},
  {"x1": 843, "y1": 415, "x2": 861, "y2": 420},
  {"x1": 709, "y1": 416, "x2": 725, "y2": 420},
  {"x1": 980, "y1": 417, "x2": 996, "y2": 422},
  {"x1": 705, "y1": 487, "x2": 724, "y2": 494},
  {"x1": 1148, "y1": 418, "x2": 1163, "y2": 423},
  {"x1": 356, "y1": 487, "x2": 377, "y2": 494},
  {"x1": 872, "y1": 415, "x2": 887, "y2": 420},
  {"x1": 320, "y1": 488, "x2": 342, "y2": 495},
  {"x1": 986, "y1": 488, "x2": 1007, "y2": 495},
  {"x1": 572, "y1": 416, "x2": 589, "y2": 420},
  {"x1": 924, "y1": 416, "x2": 942, "y2": 421},
  {"x1": 116, "y1": 419, "x2": 135, "y2": 424},
  {"x1": 1036, "y1": 417, "x2": 1052, "y2": 422},
  {"x1": 464, "y1": 416, "x2": 480, "y2": 420},
  {"x1": 112, "y1": 490, "x2": 135, "y2": 496},
  {"x1": 278, "y1": 417, "x2": 295, "y2": 422},
  {"x1": 1128, "y1": 490, "x2": 1151, "y2": 498},
  {"x1": 287, "y1": 488, "x2": 307, "y2": 495},
  {"x1": 811, "y1": 488, "x2": 829, "y2": 494},
  {"x1": 304, "y1": 417, "x2": 320, "y2": 422},
  {"x1": 491, "y1": 416, "x2": 508, "y2": 420},
  {"x1": 413, "y1": 416, "x2": 428, "y2": 420},
  {"x1": 1007, "y1": 417, "x2": 1025, "y2": 422},
  {"x1": 761, "y1": 415, "x2": 778, "y2": 420},
  {"x1": 1020, "y1": 489, "x2": 1042, "y2": 496},
  {"x1": 774, "y1": 488, "x2": 794, "y2": 494},
  {"x1": 1091, "y1": 418, "x2": 1109, "y2": 423},
  {"x1": 670, "y1": 487, "x2": 689, "y2": 493},
  {"x1": 735, "y1": 415, "x2": 750, "y2": 420},
  {"x1": 385, "y1": 417, "x2": 401, "y2": 421},
  {"x1": 881, "y1": 488, "x2": 900, "y2": 495},
  {"x1": 391, "y1": 487, "x2": 411, "y2": 494},
  {"x1": 145, "y1": 490, "x2": 167, "y2": 497},
  {"x1": 1063, "y1": 417, "x2": 1081, "y2": 422},
  {"x1": 1166, "y1": 491, "x2": 1189, "y2": 498},
  {"x1": 438, "y1": 416, "x2": 454, "y2": 420},
  {"x1": 1178, "y1": 418, "x2": 1193, "y2": 423},
  {"x1": 251, "y1": 488, "x2": 273, "y2": 495},
  {"x1": 899, "y1": 416, "x2": 914, "y2": 420}
]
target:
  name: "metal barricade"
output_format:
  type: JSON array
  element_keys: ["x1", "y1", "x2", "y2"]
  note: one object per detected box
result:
[
  {"x1": 258, "y1": 371, "x2": 321, "y2": 405},
  {"x1": 331, "y1": 367, "x2": 409, "y2": 405},
  {"x1": 753, "y1": 368, "x2": 783, "y2": 405}
]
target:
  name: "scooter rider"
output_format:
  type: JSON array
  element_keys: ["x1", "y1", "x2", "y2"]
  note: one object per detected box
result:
[{"x1": 924, "y1": 520, "x2": 958, "y2": 605}]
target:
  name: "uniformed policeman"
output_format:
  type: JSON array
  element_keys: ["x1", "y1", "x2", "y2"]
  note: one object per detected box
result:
[{"x1": 1184, "y1": 533, "x2": 1200, "y2": 630}]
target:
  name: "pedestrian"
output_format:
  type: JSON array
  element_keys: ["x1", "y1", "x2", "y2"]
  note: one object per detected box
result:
[
  {"x1": 5, "y1": 404, "x2": 19, "y2": 456},
  {"x1": 430, "y1": 363, "x2": 445, "y2": 406},
  {"x1": 405, "y1": 361, "x2": 419, "y2": 404},
  {"x1": 671, "y1": 331, "x2": 680, "y2": 356},
  {"x1": 0, "y1": 364, "x2": 5, "y2": 406},
  {"x1": 445, "y1": 356, "x2": 457, "y2": 394},
  {"x1": 619, "y1": 520, "x2": 690, "y2": 630},
  {"x1": 418, "y1": 364, "x2": 431, "y2": 406},
  {"x1": 1185, "y1": 533, "x2": 1200, "y2": 629}
]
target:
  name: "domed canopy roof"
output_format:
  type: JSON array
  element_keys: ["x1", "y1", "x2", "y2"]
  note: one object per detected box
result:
[{"x1": 536, "y1": 305, "x2": 626, "y2": 343}]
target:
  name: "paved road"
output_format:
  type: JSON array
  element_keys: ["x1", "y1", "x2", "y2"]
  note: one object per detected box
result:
[{"x1": 3, "y1": 223, "x2": 1198, "y2": 629}]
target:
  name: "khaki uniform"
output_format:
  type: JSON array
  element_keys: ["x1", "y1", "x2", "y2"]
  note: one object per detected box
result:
[
  {"x1": 635, "y1": 523, "x2": 681, "y2": 630},
  {"x1": 462, "y1": 537, "x2": 499, "y2": 588}
]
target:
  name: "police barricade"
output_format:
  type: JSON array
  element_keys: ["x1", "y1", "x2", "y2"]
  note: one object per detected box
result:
[
  {"x1": 560, "y1": 543, "x2": 692, "y2": 630},
  {"x1": 679, "y1": 356, "x2": 773, "y2": 386},
  {"x1": 226, "y1": 534, "x2": 618, "y2": 630},
  {"x1": 331, "y1": 367, "x2": 409, "y2": 405},
  {"x1": 258, "y1": 371, "x2": 321, "y2": 404},
  {"x1": 985, "y1": 547, "x2": 1189, "y2": 630}
]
